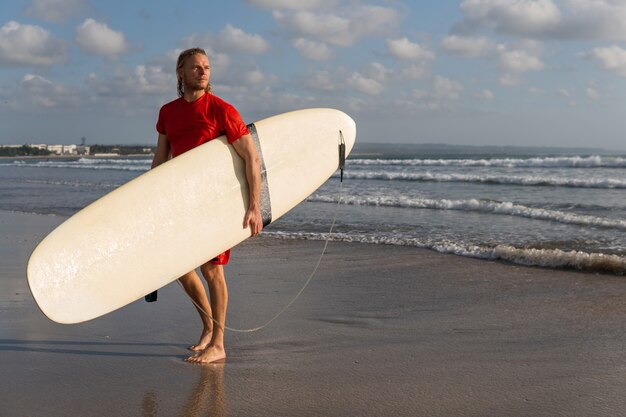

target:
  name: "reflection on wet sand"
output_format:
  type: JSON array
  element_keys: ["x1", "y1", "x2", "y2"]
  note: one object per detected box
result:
[{"x1": 142, "y1": 364, "x2": 226, "y2": 417}]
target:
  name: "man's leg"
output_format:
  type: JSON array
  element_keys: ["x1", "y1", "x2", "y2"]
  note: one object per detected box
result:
[
  {"x1": 185, "y1": 262, "x2": 228, "y2": 364},
  {"x1": 178, "y1": 270, "x2": 213, "y2": 351}
]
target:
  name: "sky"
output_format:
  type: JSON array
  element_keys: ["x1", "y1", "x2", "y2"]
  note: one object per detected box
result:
[{"x1": 0, "y1": 0, "x2": 625, "y2": 150}]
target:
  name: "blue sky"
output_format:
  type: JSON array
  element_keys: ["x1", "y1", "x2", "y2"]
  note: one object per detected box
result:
[{"x1": 1, "y1": 0, "x2": 625, "y2": 150}]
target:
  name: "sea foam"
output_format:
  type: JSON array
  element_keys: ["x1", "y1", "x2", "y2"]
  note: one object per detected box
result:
[
  {"x1": 350, "y1": 155, "x2": 626, "y2": 168},
  {"x1": 341, "y1": 171, "x2": 626, "y2": 189},
  {"x1": 263, "y1": 231, "x2": 626, "y2": 274},
  {"x1": 307, "y1": 195, "x2": 626, "y2": 230}
]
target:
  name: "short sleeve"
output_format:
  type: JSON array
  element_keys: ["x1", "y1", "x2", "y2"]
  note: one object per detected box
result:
[
  {"x1": 223, "y1": 104, "x2": 249, "y2": 144},
  {"x1": 156, "y1": 106, "x2": 166, "y2": 135}
]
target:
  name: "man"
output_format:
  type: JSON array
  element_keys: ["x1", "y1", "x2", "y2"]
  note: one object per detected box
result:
[{"x1": 152, "y1": 47, "x2": 262, "y2": 364}]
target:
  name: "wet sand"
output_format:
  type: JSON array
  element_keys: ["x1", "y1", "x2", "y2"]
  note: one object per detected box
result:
[{"x1": 1, "y1": 210, "x2": 625, "y2": 416}]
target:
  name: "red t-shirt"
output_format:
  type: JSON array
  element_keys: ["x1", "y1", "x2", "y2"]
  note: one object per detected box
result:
[
  {"x1": 156, "y1": 93, "x2": 249, "y2": 157},
  {"x1": 156, "y1": 93, "x2": 247, "y2": 265}
]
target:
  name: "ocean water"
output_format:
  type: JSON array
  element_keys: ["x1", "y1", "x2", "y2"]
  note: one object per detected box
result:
[{"x1": 1, "y1": 144, "x2": 624, "y2": 275}]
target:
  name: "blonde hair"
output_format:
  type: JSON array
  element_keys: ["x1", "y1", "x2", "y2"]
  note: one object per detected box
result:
[{"x1": 176, "y1": 47, "x2": 212, "y2": 97}]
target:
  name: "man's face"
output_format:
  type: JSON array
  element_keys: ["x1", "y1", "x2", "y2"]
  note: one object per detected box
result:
[{"x1": 179, "y1": 53, "x2": 211, "y2": 93}]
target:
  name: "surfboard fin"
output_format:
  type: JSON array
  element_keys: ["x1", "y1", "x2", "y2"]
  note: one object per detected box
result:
[{"x1": 145, "y1": 290, "x2": 158, "y2": 302}]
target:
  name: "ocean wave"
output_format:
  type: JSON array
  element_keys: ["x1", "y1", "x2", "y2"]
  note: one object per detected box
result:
[
  {"x1": 307, "y1": 195, "x2": 626, "y2": 230},
  {"x1": 1, "y1": 158, "x2": 150, "y2": 171},
  {"x1": 263, "y1": 231, "x2": 625, "y2": 274},
  {"x1": 341, "y1": 171, "x2": 626, "y2": 189},
  {"x1": 76, "y1": 157, "x2": 149, "y2": 165},
  {"x1": 17, "y1": 178, "x2": 119, "y2": 189},
  {"x1": 350, "y1": 155, "x2": 626, "y2": 168}
]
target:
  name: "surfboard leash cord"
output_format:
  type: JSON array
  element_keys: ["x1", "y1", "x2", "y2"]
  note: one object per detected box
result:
[
  {"x1": 176, "y1": 180, "x2": 343, "y2": 333},
  {"x1": 176, "y1": 133, "x2": 347, "y2": 333}
]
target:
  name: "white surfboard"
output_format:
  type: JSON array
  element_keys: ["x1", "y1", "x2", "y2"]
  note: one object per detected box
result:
[{"x1": 27, "y1": 108, "x2": 356, "y2": 324}]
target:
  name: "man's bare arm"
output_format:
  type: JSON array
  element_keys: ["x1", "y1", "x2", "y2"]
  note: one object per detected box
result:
[
  {"x1": 231, "y1": 134, "x2": 263, "y2": 236},
  {"x1": 151, "y1": 133, "x2": 171, "y2": 169}
]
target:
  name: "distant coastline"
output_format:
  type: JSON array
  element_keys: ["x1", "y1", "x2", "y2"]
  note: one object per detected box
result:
[
  {"x1": 0, "y1": 144, "x2": 155, "y2": 158},
  {"x1": 0, "y1": 153, "x2": 154, "y2": 160}
]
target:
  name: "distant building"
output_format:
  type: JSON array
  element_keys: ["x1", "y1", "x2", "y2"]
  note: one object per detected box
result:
[{"x1": 47, "y1": 144, "x2": 77, "y2": 155}]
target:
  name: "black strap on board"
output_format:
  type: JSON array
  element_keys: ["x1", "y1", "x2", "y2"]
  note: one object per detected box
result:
[
  {"x1": 339, "y1": 130, "x2": 346, "y2": 182},
  {"x1": 248, "y1": 123, "x2": 273, "y2": 227}
]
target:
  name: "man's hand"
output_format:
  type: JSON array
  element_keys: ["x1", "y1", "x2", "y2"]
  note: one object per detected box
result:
[{"x1": 244, "y1": 206, "x2": 263, "y2": 237}]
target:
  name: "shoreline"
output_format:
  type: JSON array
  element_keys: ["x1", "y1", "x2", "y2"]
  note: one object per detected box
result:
[
  {"x1": 2, "y1": 207, "x2": 623, "y2": 277},
  {"x1": 2, "y1": 210, "x2": 626, "y2": 416}
]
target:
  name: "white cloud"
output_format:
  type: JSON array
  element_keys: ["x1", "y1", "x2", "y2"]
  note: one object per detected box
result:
[
  {"x1": 218, "y1": 24, "x2": 270, "y2": 54},
  {"x1": 412, "y1": 89, "x2": 429, "y2": 101},
  {"x1": 214, "y1": 63, "x2": 278, "y2": 90},
  {"x1": 411, "y1": 76, "x2": 464, "y2": 110},
  {"x1": 22, "y1": 74, "x2": 57, "y2": 107},
  {"x1": 344, "y1": 62, "x2": 392, "y2": 96},
  {"x1": 367, "y1": 62, "x2": 393, "y2": 82},
  {"x1": 79, "y1": 63, "x2": 181, "y2": 114},
  {"x1": 76, "y1": 18, "x2": 129, "y2": 57},
  {"x1": 182, "y1": 26, "x2": 269, "y2": 57},
  {"x1": 273, "y1": 5, "x2": 399, "y2": 47},
  {"x1": 584, "y1": 79, "x2": 600, "y2": 101},
  {"x1": 459, "y1": 0, "x2": 561, "y2": 37},
  {"x1": 500, "y1": 73, "x2": 522, "y2": 85},
  {"x1": 558, "y1": 88, "x2": 572, "y2": 97},
  {"x1": 582, "y1": 45, "x2": 626, "y2": 77},
  {"x1": 442, "y1": 35, "x2": 493, "y2": 57},
  {"x1": 303, "y1": 69, "x2": 338, "y2": 92},
  {"x1": 476, "y1": 89, "x2": 495, "y2": 99},
  {"x1": 387, "y1": 37, "x2": 435, "y2": 61},
  {"x1": 293, "y1": 38, "x2": 333, "y2": 60},
  {"x1": 242, "y1": 67, "x2": 266, "y2": 85},
  {"x1": 244, "y1": 0, "x2": 337, "y2": 10},
  {"x1": 10, "y1": 74, "x2": 79, "y2": 109},
  {"x1": 25, "y1": 0, "x2": 88, "y2": 23},
  {"x1": 456, "y1": 0, "x2": 626, "y2": 41},
  {"x1": 497, "y1": 44, "x2": 544, "y2": 72},
  {"x1": 557, "y1": 88, "x2": 577, "y2": 106},
  {"x1": 433, "y1": 76, "x2": 463, "y2": 101},
  {"x1": 439, "y1": 35, "x2": 543, "y2": 86},
  {"x1": 0, "y1": 21, "x2": 67, "y2": 67},
  {"x1": 347, "y1": 72, "x2": 384, "y2": 95},
  {"x1": 133, "y1": 65, "x2": 174, "y2": 95},
  {"x1": 401, "y1": 64, "x2": 430, "y2": 80},
  {"x1": 86, "y1": 66, "x2": 172, "y2": 99},
  {"x1": 558, "y1": 0, "x2": 626, "y2": 40},
  {"x1": 586, "y1": 86, "x2": 600, "y2": 100},
  {"x1": 386, "y1": 38, "x2": 434, "y2": 81}
]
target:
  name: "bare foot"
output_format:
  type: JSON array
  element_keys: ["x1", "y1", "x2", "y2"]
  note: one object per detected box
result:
[
  {"x1": 184, "y1": 345, "x2": 226, "y2": 364},
  {"x1": 188, "y1": 329, "x2": 212, "y2": 352}
]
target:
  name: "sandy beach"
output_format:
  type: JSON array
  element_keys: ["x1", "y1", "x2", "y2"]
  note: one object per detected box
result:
[{"x1": 1, "y1": 209, "x2": 625, "y2": 416}]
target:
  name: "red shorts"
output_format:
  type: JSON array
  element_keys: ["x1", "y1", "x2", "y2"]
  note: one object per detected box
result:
[{"x1": 210, "y1": 249, "x2": 231, "y2": 265}]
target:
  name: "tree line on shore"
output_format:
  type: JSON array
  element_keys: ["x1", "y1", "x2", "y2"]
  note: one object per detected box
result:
[{"x1": 0, "y1": 145, "x2": 51, "y2": 157}]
